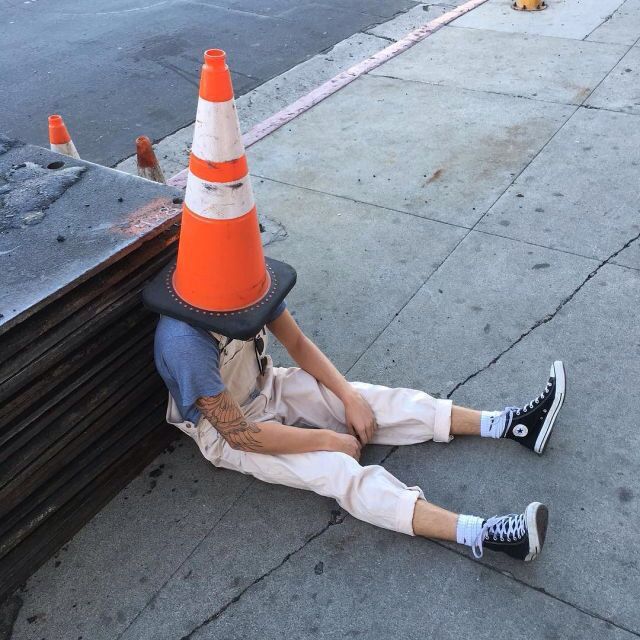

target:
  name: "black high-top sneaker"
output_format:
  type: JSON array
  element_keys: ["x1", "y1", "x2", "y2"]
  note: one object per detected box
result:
[
  {"x1": 504, "y1": 360, "x2": 566, "y2": 454},
  {"x1": 473, "y1": 502, "x2": 549, "y2": 562}
]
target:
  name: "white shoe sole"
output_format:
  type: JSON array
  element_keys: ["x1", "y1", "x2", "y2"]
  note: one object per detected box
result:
[
  {"x1": 524, "y1": 501, "x2": 548, "y2": 562},
  {"x1": 534, "y1": 360, "x2": 566, "y2": 454}
]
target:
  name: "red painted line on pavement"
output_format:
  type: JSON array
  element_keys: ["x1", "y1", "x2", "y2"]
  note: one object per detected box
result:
[{"x1": 168, "y1": 0, "x2": 488, "y2": 189}]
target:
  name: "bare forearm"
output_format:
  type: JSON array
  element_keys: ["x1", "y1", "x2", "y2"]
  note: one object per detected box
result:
[
  {"x1": 267, "y1": 310, "x2": 356, "y2": 404},
  {"x1": 196, "y1": 392, "x2": 332, "y2": 455},
  {"x1": 289, "y1": 335, "x2": 356, "y2": 404},
  {"x1": 240, "y1": 420, "x2": 334, "y2": 454},
  {"x1": 267, "y1": 309, "x2": 375, "y2": 447}
]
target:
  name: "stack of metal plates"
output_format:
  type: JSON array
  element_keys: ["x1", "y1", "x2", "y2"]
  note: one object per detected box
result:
[{"x1": 0, "y1": 137, "x2": 182, "y2": 598}]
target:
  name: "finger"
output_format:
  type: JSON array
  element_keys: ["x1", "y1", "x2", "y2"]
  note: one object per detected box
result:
[
  {"x1": 350, "y1": 421, "x2": 365, "y2": 445},
  {"x1": 345, "y1": 421, "x2": 358, "y2": 438},
  {"x1": 357, "y1": 425, "x2": 369, "y2": 446},
  {"x1": 365, "y1": 419, "x2": 374, "y2": 443}
]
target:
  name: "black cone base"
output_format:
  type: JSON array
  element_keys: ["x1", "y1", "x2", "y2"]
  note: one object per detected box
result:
[{"x1": 143, "y1": 258, "x2": 297, "y2": 338}]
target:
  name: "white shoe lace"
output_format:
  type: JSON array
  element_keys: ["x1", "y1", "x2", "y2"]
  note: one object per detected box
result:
[
  {"x1": 509, "y1": 379, "x2": 553, "y2": 417},
  {"x1": 472, "y1": 513, "x2": 527, "y2": 559}
]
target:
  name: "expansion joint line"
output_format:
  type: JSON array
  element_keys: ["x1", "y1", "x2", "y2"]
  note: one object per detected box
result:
[
  {"x1": 116, "y1": 479, "x2": 255, "y2": 640},
  {"x1": 438, "y1": 26, "x2": 640, "y2": 401},
  {"x1": 431, "y1": 539, "x2": 640, "y2": 637},
  {"x1": 179, "y1": 517, "x2": 343, "y2": 639},
  {"x1": 446, "y1": 229, "x2": 640, "y2": 400}
]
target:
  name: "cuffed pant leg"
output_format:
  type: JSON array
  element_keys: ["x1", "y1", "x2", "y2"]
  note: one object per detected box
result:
[
  {"x1": 209, "y1": 437, "x2": 424, "y2": 535},
  {"x1": 352, "y1": 382, "x2": 453, "y2": 445}
]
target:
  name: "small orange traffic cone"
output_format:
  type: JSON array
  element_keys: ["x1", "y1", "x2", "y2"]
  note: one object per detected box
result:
[
  {"x1": 143, "y1": 49, "x2": 295, "y2": 338},
  {"x1": 48, "y1": 114, "x2": 80, "y2": 159},
  {"x1": 512, "y1": 0, "x2": 546, "y2": 9},
  {"x1": 136, "y1": 135, "x2": 166, "y2": 183}
]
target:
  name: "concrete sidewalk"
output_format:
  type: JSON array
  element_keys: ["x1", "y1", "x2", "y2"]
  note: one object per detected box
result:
[{"x1": 7, "y1": 0, "x2": 640, "y2": 638}]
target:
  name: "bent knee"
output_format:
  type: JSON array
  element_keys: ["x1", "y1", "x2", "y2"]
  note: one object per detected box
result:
[{"x1": 307, "y1": 453, "x2": 384, "y2": 498}]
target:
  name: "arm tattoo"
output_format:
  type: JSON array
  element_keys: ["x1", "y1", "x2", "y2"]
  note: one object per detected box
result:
[{"x1": 196, "y1": 391, "x2": 263, "y2": 452}]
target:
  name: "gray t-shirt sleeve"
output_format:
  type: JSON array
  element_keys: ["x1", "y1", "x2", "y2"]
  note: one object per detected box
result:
[
  {"x1": 266, "y1": 299, "x2": 287, "y2": 324},
  {"x1": 154, "y1": 302, "x2": 286, "y2": 423},
  {"x1": 159, "y1": 332, "x2": 225, "y2": 417}
]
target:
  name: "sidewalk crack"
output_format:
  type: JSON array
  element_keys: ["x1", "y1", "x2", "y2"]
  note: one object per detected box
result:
[
  {"x1": 372, "y1": 72, "x2": 580, "y2": 108},
  {"x1": 174, "y1": 431, "x2": 400, "y2": 639},
  {"x1": 432, "y1": 539, "x2": 640, "y2": 637},
  {"x1": 345, "y1": 231, "x2": 468, "y2": 377},
  {"x1": 446, "y1": 229, "x2": 640, "y2": 399},
  {"x1": 116, "y1": 478, "x2": 255, "y2": 640},
  {"x1": 365, "y1": 31, "x2": 396, "y2": 43},
  {"x1": 178, "y1": 515, "x2": 345, "y2": 639}
]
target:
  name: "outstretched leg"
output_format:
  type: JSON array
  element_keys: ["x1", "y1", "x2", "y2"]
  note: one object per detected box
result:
[
  {"x1": 196, "y1": 424, "x2": 548, "y2": 562},
  {"x1": 272, "y1": 360, "x2": 566, "y2": 454},
  {"x1": 453, "y1": 360, "x2": 566, "y2": 454},
  {"x1": 412, "y1": 499, "x2": 548, "y2": 562},
  {"x1": 356, "y1": 360, "x2": 565, "y2": 454}
]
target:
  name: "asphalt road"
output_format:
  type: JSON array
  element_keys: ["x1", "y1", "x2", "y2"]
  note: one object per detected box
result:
[{"x1": 1, "y1": 0, "x2": 417, "y2": 167}]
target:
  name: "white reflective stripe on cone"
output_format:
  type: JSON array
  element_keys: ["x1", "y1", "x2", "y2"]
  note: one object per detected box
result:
[
  {"x1": 184, "y1": 172, "x2": 255, "y2": 220},
  {"x1": 191, "y1": 98, "x2": 244, "y2": 163},
  {"x1": 50, "y1": 141, "x2": 80, "y2": 159}
]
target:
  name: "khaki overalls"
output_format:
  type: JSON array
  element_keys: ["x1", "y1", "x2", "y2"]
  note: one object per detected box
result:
[{"x1": 166, "y1": 329, "x2": 453, "y2": 536}]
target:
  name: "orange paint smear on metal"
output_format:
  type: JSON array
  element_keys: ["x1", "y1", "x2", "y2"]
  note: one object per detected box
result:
[{"x1": 115, "y1": 197, "x2": 181, "y2": 236}]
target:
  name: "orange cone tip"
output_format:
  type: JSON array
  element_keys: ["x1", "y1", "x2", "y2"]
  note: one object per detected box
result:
[
  {"x1": 136, "y1": 135, "x2": 166, "y2": 184},
  {"x1": 48, "y1": 114, "x2": 80, "y2": 159}
]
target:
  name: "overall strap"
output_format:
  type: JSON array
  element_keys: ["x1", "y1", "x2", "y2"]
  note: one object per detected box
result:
[
  {"x1": 210, "y1": 329, "x2": 267, "y2": 374},
  {"x1": 253, "y1": 327, "x2": 268, "y2": 375},
  {"x1": 210, "y1": 331, "x2": 233, "y2": 351}
]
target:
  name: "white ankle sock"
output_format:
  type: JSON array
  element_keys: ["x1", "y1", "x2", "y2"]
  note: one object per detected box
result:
[
  {"x1": 480, "y1": 410, "x2": 507, "y2": 438},
  {"x1": 456, "y1": 514, "x2": 484, "y2": 547}
]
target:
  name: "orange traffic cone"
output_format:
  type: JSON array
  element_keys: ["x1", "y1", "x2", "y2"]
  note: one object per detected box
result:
[
  {"x1": 136, "y1": 135, "x2": 166, "y2": 183},
  {"x1": 48, "y1": 114, "x2": 80, "y2": 159},
  {"x1": 143, "y1": 49, "x2": 295, "y2": 338}
]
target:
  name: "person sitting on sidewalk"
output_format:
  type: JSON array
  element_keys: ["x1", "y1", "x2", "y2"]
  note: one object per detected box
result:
[
  {"x1": 143, "y1": 46, "x2": 565, "y2": 564},
  {"x1": 148, "y1": 287, "x2": 565, "y2": 562}
]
